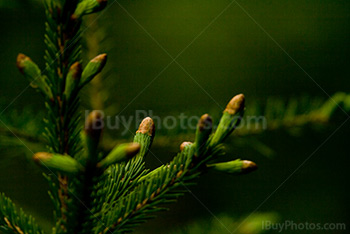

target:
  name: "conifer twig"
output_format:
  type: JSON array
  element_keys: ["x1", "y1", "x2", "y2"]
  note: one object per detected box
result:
[{"x1": 2, "y1": 1, "x2": 268, "y2": 233}]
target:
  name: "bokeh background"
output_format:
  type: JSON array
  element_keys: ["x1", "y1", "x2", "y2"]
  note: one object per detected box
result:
[{"x1": 0, "y1": 0, "x2": 349, "y2": 233}]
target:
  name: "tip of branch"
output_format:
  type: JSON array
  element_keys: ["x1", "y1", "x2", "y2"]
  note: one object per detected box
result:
[
  {"x1": 241, "y1": 160, "x2": 258, "y2": 174},
  {"x1": 16, "y1": 53, "x2": 30, "y2": 73},
  {"x1": 33, "y1": 152, "x2": 52, "y2": 163},
  {"x1": 85, "y1": 110, "x2": 104, "y2": 139},
  {"x1": 198, "y1": 114, "x2": 212, "y2": 132},
  {"x1": 92, "y1": 53, "x2": 107, "y2": 64},
  {"x1": 136, "y1": 117, "x2": 155, "y2": 136},
  {"x1": 69, "y1": 62, "x2": 82, "y2": 80},
  {"x1": 224, "y1": 94, "x2": 245, "y2": 115},
  {"x1": 180, "y1": 141, "x2": 193, "y2": 151}
]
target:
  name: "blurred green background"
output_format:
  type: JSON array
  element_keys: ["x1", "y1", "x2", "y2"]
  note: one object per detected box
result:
[{"x1": 0, "y1": 0, "x2": 349, "y2": 233}]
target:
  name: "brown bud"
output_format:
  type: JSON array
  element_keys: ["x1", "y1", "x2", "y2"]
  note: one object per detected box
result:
[
  {"x1": 136, "y1": 117, "x2": 155, "y2": 136},
  {"x1": 33, "y1": 152, "x2": 82, "y2": 174},
  {"x1": 33, "y1": 152, "x2": 52, "y2": 163},
  {"x1": 224, "y1": 94, "x2": 245, "y2": 115},
  {"x1": 85, "y1": 110, "x2": 104, "y2": 140},
  {"x1": 180, "y1": 141, "x2": 193, "y2": 151},
  {"x1": 80, "y1": 53, "x2": 108, "y2": 87},
  {"x1": 241, "y1": 160, "x2": 258, "y2": 174},
  {"x1": 198, "y1": 114, "x2": 212, "y2": 132},
  {"x1": 69, "y1": 62, "x2": 82, "y2": 80},
  {"x1": 16, "y1": 53, "x2": 30, "y2": 73},
  {"x1": 91, "y1": 53, "x2": 107, "y2": 70}
]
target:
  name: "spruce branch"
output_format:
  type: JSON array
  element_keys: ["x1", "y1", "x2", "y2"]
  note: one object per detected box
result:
[
  {"x1": 0, "y1": 193, "x2": 44, "y2": 234},
  {"x1": 8, "y1": 1, "x2": 344, "y2": 233},
  {"x1": 92, "y1": 118, "x2": 156, "y2": 224},
  {"x1": 16, "y1": 1, "x2": 108, "y2": 233},
  {"x1": 95, "y1": 95, "x2": 258, "y2": 233}
]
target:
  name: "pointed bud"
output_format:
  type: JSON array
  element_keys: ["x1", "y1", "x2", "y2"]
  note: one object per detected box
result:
[
  {"x1": 85, "y1": 110, "x2": 104, "y2": 139},
  {"x1": 195, "y1": 114, "x2": 212, "y2": 157},
  {"x1": 210, "y1": 94, "x2": 245, "y2": 146},
  {"x1": 16, "y1": 54, "x2": 39, "y2": 79},
  {"x1": 180, "y1": 141, "x2": 193, "y2": 151},
  {"x1": 80, "y1": 54, "x2": 107, "y2": 87},
  {"x1": 241, "y1": 160, "x2": 258, "y2": 174},
  {"x1": 33, "y1": 152, "x2": 83, "y2": 174},
  {"x1": 136, "y1": 117, "x2": 155, "y2": 136},
  {"x1": 84, "y1": 111, "x2": 104, "y2": 160},
  {"x1": 64, "y1": 62, "x2": 82, "y2": 101},
  {"x1": 97, "y1": 143, "x2": 140, "y2": 168},
  {"x1": 16, "y1": 53, "x2": 53, "y2": 100},
  {"x1": 72, "y1": 0, "x2": 108, "y2": 19},
  {"x1": 207, "y1": 159, "x2": 257, "y2": 175},
  {"x1": 224, "y1": 94, "x2": 245, "y2": 115},
  {"x1": 134, "y1": 117, "x2": 155, "y2": 158}
]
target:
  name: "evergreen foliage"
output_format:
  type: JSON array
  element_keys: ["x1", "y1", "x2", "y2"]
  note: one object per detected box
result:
[
  {"x1": 1, "y1": 1, "x2": 349, "y2": 233},
  {"x1": 1, "y1": 1, "x2": 260, "y2": 233}
]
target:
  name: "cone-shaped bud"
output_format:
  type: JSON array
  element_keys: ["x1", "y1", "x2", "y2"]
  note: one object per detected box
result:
[
  {"x1": 16, "y1": 53, "x2": 53, "y2": 100},
  {"x1": 241, "y1": 160, "x2": 258, "y2": 174},
  {"x1": 134, "y1": 117, "x2": 155, "y2": 158},
  {"x1": 80, "y1": 54, "x2": 107, "y2": 87},
  {"x1": 64, "y1": 62, "x2": 82, "y2": 101},
  {"x1": 224, "y1": 94, "x2": 245, "y2": 115},
  {"x1": 17, "y1": 53, "x2": 40, "y2": 81},
  {"x1": 207, "y1": 159, "x2": 257, "y2": 175},
  {"x1": 210, "y1": 94, "x2": 245, "y2": 146},
  {"x1": 85, "y1": 110, "x2": 103, "y2": 139},
  {"x1": 195, "y1": 114, "x2": 212, "y2": 157},
  {"x1": 136, "y1": 117, "x2": 155, "y2": 136},
  {"x1": 180, "y1": 141, "x2": 193, "y2": 151},
  {"x1": 73, "y1": 0, "x2": 108, "y2": 19},
  {"x1": 84, "y1": 111, "x2": 104, "y2": 160},
  {"x1": 97, "y1": 143, "x2": 140, "y2": 168},
  {"x1": 33, "y1": 152, "x2": 83, "y2": 174}
]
